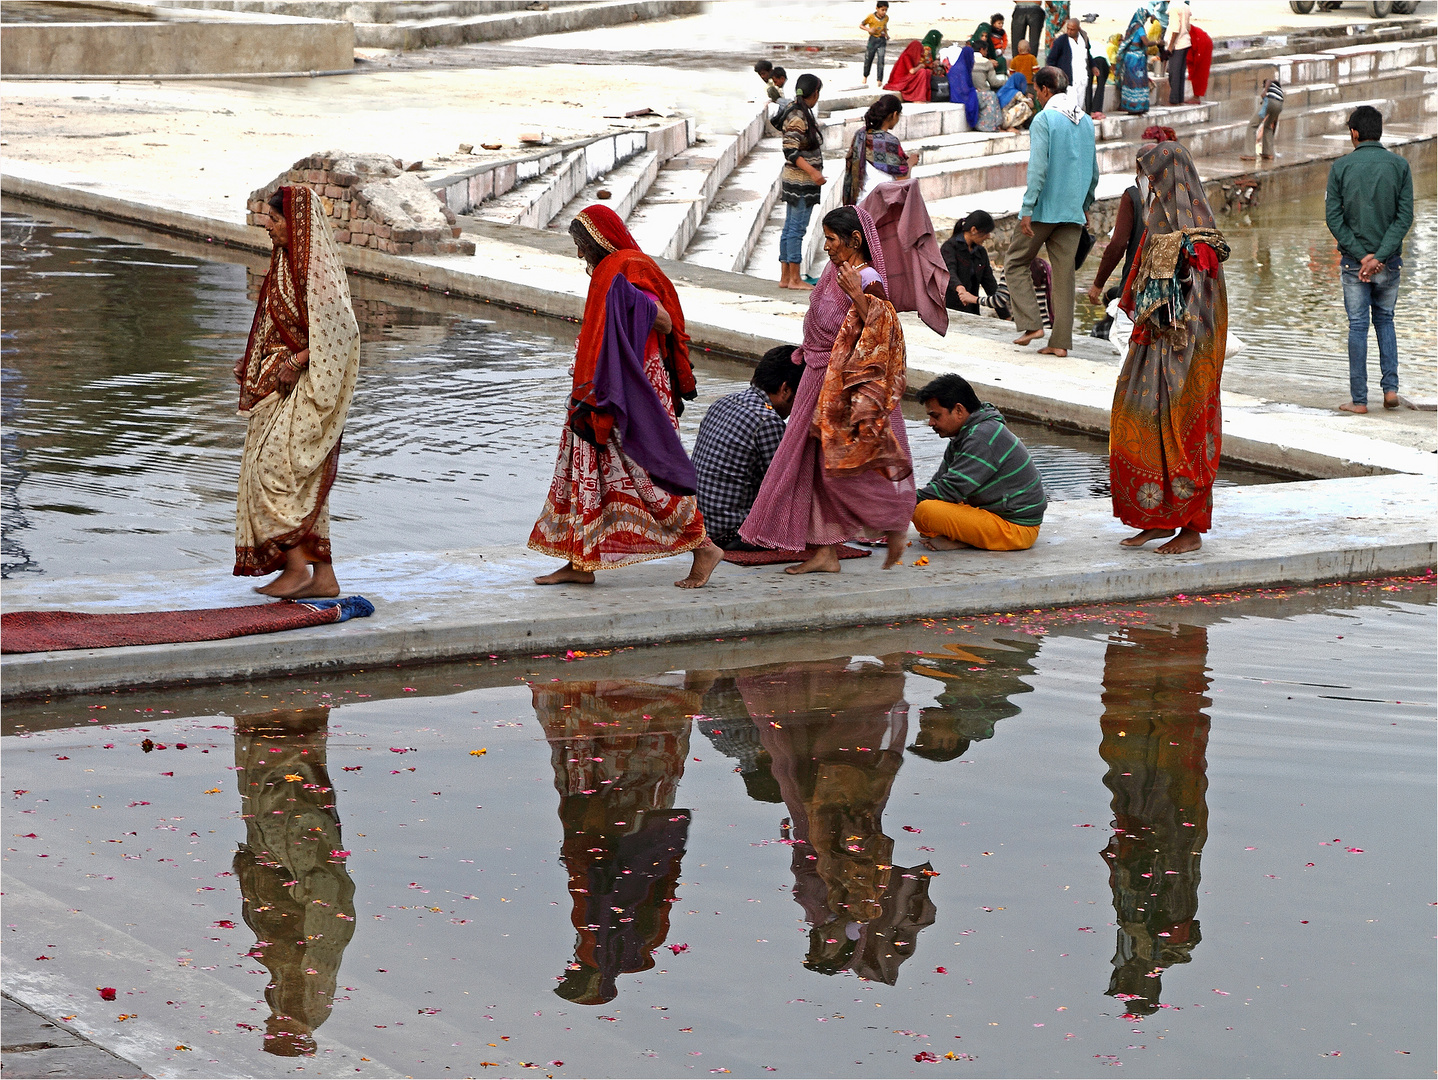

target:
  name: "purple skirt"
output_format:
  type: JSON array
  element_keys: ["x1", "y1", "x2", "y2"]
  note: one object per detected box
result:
[{"x1": 739, "y1": 360, "x2": 916, "y2": 549}]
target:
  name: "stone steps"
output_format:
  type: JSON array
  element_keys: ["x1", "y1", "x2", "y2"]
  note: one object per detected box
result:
[
  {"x1": 551, "y1": 149, "x2": 662, "y2": 234},
  {"x1": 680, "y1": 137, "x2": 783, "y2": 274},
  {"x1": 349, "y1": 0, "x2": 702, "y2": 49}
]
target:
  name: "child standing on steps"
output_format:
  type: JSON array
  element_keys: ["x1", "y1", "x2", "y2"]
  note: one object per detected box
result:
[{"x1": 861, "y1": 1, "x2": 890, "y2": 87}]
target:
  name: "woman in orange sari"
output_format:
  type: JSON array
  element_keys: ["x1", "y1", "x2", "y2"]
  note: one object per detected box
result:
[
  {"x1": 529, "y1": 205, "x2": 723, "y2": 588},
  {"x1": 1109, "y1": 141, "x2": 1228, "y2": 554}
]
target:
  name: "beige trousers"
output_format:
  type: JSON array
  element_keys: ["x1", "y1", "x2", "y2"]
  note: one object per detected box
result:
[{"x1": 1006, "y1": 220, "x2": 1081, "y2": 350}]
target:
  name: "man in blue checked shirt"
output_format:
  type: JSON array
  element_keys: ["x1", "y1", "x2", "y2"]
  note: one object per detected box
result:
[{"x1": 692, "y1": 346, "x2": 805, "y2": 550}]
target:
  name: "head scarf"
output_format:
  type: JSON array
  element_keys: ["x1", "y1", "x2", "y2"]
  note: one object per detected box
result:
[
  {"x1": 922, "y1": 29, "x2": 942, "y2": 54},
  {"x1": 1142, "y1": 125, "x2": 1179, "y2": 142},
  {"x1": 948, "y1": 45, "x2": 980, "y2": 127},
  {"x1": 796, "y1": 206, "x2": 888, "y2": 368},
  {"x1": 573, "y1": 203, "x2": 640, "y2": 256}
]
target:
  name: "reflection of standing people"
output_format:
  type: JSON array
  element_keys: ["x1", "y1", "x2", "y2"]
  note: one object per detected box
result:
[
  {"x1": 233, "y1": 708, "x2": 356, "y2": 1057},
  {"x1": 1097, "y1": 625, "x2": 1210, "y2": 1017},
  {"x1": 1110, "y1": 141, "x2": 1228, "y2": 555},
  {"x1": 740, "y1": 206, "x2": 917, "y2": 574},
  {"x1": 529, "y1": 206, "x2": 722, "y2": 588},
  {"x1": 534, "y1": 680, "x2": 696, "y2": 1005},
  {"x1": 1326, "y1": 106, "x2": 1413, "y2": 416},
  {"x1": 1009, "y1": 66, "x2": 1098, "y2": 358},
  {"x1": 905, "y1": 637, "x2": 1041, "y2": 760},
  {"x1": 235, "y1": 186, "x2": 360, "y2": 600},
  {"x1": 743, "y1": 660, "x2": 934, "y2": 983}
]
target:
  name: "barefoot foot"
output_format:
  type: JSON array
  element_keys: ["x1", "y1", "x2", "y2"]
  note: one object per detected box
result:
[
  {"x1": 676, "y1": 541, "x2": 723, "y2": 588},
  {"x1": 882, "y1": 529, "x2": 908, "y2": 568},
  {"x1": 1154, "y1": 527, "x2": 1202, "y2": 555},
  {"x1": 1013, "y1": 329, "x2": 1044, "y2": 346},
  {"x1": 1119, "y1": 528, "x2": 1176, "y2": 548},
  {"x1": 785, "y1": 545, "x2": 842, "y2": 575},
  {"x1": 1383, "y1": 391, "x2": 1400, "y2": 409},
  {"x1": 1037, "y1": 346, "x2": 1068, "y2": 357},
  {"x1": 534, "y1": 563, "x2": 596, "y2": 585},
  {"x1": 255, "y1": 568, "x2": 311, "y2": 596},
  {"x1": 919, "y1": 535, "x2": 968, "y2": 551},
  {"x1": 280, "y1": 562, "x2": 341, "y2": 600},
  {"x1": 1338, "y1": 401, "x2": 1368, "y2": 414}
]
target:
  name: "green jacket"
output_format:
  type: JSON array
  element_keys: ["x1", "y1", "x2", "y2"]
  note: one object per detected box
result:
[
  {"x1": 1325, "y1": 142, "x2": 1413, "y2": 264},
  {"x1": 916, "y1": 404, "x2": 1048, "y2": 526}
]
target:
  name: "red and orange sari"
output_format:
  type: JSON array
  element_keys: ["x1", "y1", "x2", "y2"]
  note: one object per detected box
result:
[
  {"x1": 528, "y1": 205, "x2": 707, "y2": 571},
  {"x1": 1109, "y1": 142, "x2": 1228, "y2": 534}
]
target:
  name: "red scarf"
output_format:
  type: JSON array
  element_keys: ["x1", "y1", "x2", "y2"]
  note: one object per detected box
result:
[{"x1": 569, "y1": 206, "x2": 694, "y2": 445}]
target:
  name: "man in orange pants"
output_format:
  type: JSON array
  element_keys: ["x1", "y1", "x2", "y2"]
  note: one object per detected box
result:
[{"x1": 912, "y1": 374, "x2": 1047, "y2": 551}]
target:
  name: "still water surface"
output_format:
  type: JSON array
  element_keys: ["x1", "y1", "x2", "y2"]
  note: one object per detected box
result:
[
  {"x1": 0, "y1": 213, "x2": 1281, "y2": 580},
  {"x1": 2, "y1": 581, "x2": 1433, "y2": 1078}
]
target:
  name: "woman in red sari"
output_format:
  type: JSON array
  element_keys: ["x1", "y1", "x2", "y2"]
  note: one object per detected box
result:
[
  {"x1": 883, "y1": 30, "x2": 943, "y2": 102},
  {"x1": 529, "y1": 205, "x2": 723, "y2": 587},
  {"x1": 1186, "y1": 24, "x2": 1212, "y2": 102},
  {"x1": 1109, "y1": 141, "x2": 1229, "y2": 555}
]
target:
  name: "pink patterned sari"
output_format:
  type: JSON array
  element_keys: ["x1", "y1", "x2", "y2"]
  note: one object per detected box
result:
[{"x1": 740, "y1": 209, "x2": 916, "y2": 550}]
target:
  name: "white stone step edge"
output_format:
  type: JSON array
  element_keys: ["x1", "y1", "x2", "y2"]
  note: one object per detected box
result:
[
  {"x1": 680, "y1": 139, "x2": 784, "y2": 274},
  {"x1": 550, "y1": 149, "x2": 662, "y2": 234}
]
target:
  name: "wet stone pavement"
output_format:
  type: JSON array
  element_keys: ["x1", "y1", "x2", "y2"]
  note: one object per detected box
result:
[{"x1": 2, "y1": 578, "x2": 1434, "y2": 1079}]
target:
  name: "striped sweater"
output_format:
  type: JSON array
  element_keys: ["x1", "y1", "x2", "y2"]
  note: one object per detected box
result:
[{"x1": 916, "y1": 405, "x2": 1048, "y2": 526}]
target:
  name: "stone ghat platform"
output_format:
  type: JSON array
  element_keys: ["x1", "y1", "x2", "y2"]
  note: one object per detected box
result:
[{"x1": 1, "y1": 474, "x2": 1432, "y2": 700}]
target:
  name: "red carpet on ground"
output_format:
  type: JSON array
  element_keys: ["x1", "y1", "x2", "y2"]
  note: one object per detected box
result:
[
  {"x1": 721, "y1": 544, "x2": 872, "y2": 566},
  {"x1": 1, "y1": 596, "x2": 375, "y2": 654}
]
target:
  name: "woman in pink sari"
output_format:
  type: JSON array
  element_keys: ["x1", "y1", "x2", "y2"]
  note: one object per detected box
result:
[{"x1": 739, "y1": 205, "x2": 917, "y2": 574}]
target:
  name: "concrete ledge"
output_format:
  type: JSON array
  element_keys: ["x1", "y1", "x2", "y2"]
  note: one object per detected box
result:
[
  {"x1": 1, "y1": 475, "x2": 1431, "y2": 700},
  {"x1": 354, "y1": 0, "x2": 702, "y2": 49},
  {"x1": 0, "y1": 10, "x2": 353, "y2": 77}
]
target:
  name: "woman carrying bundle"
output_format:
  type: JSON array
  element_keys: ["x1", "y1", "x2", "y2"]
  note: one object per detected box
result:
[
  {"x1": 843, "y1": 94, "x2": 919, "y2": 206},
  {"x1": 529, "y1": 204, "x2": 723, "y2": 588},
  {"x1": 740, "y1": 206, "x2": 916, "y2": 575},
  {"x1": 1110, "y1": 140, "x2": 1229, "y2": 555}
]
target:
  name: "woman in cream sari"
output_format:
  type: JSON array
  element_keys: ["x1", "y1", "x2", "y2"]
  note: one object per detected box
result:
[{"x1": 234, "y1": 185, "x2": 360, "y2": 598}]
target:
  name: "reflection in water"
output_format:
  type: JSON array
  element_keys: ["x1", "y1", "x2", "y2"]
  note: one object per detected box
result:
[
  {"x1": 1097, "y1": 626, "x2": 1211, "y2": 1018},
  {"x1": 904, "y1": 638, "x2": 1042, "y2": 761},
  {"x1": 533, "y1": 680, "x2": 697, "y2": 1005},
  {"x1": 696, "y1": 676, "x2": 782, "y2": 802},
  {"x1": 740, "y1": 660, "x2": 936, "y2": 983},
  {"x1": 232, "y1": 708, "x2": 357, "y2": 1056}
]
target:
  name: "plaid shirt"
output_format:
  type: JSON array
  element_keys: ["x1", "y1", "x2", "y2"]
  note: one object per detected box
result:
[{"x1": 692, "y1": 386, "x2": 786, "y2": 546}]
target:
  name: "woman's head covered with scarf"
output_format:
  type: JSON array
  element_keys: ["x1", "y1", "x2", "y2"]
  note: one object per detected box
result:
[
  {"x1": 570, "y1": 204, "x2": 640, "y2": 264},
  {"x1": 1142, "y1": 125, "x2": 1179, "y2": 143},
  {"x1": 922, "y1": 29, "x2": 942, "y2": 54},
  {"x1": 1137, "y1": 141, "x2": 1215, "y2": 235}
]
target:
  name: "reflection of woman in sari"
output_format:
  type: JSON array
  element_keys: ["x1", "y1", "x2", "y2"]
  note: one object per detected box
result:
[
  {"x1": 533, "y1": 679, "x2": 697, "y2": 1005},
  {"x1": 1110, "y1": 142, "x2": 1228, "y2": 554},
  {"x1": 1117, "y1": 9, "x2": 1152, "y2": 114},
  {"x1": 232, "y1": 708, "x2": 356, "y2": 1057},
  {"x1": 884, "y1": 30, "x2": 943, "y2": 102},
  {"x1": 235, "y1": 185, "x2": 360, "y2": 600},
  {"x1": 529, "y1": 205, "x2": 722, "y2": 588},
  {"x1": 742, "y1": 660, "x2": 934, "y2": 983},
  {"x1": 843, "y1": 94, "x2": 916, "y2": 207},
  {"x1": 1097, "y1": 625, "x2": 1210, "y2": 1017},
  {"x1": 740, "y1": 206, "x2": 916, "y2": 574}
]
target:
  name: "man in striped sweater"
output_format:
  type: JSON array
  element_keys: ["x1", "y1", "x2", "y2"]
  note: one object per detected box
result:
[{"x1": 912, "y1": 374, "x2": 1047, "y2": 551}]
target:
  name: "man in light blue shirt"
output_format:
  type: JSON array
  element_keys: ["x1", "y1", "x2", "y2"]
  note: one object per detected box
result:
[{"x1": 1007, "y1": 65, "x2": 1098, "y2": 357}]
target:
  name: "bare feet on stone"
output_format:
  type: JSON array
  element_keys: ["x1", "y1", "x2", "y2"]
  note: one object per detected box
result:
[
  {"x1": 920, "y1": 535, "x2": 969, "y2": 551},
  {"x1": 1038, "y1": 346, "x2": 1068, "y2": 357},
  {"x1": 1338, "y1": 401, "x2": 1368, "y2": 414},
  {"x1": 1384, "y1": 391, "x2": 1400, "y2": 409},
  {"x1": 534, "y1": 563, "x2": 596, "y2": 585},
  {"x1": 1120, "y1": 528, "x2": 1176, "y2": 548},
  {"x1": 675, "y1": 540, "x2": 723, "y2": 588},
  {"x1": 254, "y1": 570, "x2": 307, "y2": 597},
  {"x1": 1013, "y1": 329, "x2": 1044, "y2": 346},
  {"x1": 785, "y1": 545, "x2": 842, "y2": 575},
  {"x1": 1154, "y1": 528, "x2": 1202, "y2": 555},
  {"x1": 279, "y1": 562, "x2": 342, "y2": 600},
  {"x1": 883, "y1": 530, "x2": 908, "y2": 569}
]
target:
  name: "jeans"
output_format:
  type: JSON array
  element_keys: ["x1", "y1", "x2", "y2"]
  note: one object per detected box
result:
[
  {"x1": 1249, "y1": 96, "x2": 1281, "y2": 157},
  {"x1": 1087, "y1": 55, "x2": 1110, "y2": 113},
  {"x1": 1167, "y1": 46, "x2": 1188, "y2": 104},
  {"x1": 1340, "y1": 256, "x2": 1401, "y2": 405},
  {"x1": 1011, "y1": 3, "x2": 1044, "y2": 54},
  {"x1": 864, "y1": 35, "x2": 887, "y2": 81},
  {"x1": 780, "y1": 199, "x2": 814, "y2": 265}
]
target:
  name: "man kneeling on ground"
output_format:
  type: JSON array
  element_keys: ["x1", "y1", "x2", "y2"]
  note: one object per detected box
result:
[
  {"x1": 913, "y1": 373, "x2": 1047, "y2": 551},
  {"x1": 693, "y1": 346, "x2": 804, "y2": 550}
]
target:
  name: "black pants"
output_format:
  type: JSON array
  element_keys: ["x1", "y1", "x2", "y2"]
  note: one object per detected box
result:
[
  {"x1": 1011, "y1": 4, "x2": 1043, "y2": 55},
  {"x1": 1167, "y1": 47, "x2": 1188, "y2": 104},
  {"x1": 1087, "y1": 56, "x2": 1110, "y2": 113}
]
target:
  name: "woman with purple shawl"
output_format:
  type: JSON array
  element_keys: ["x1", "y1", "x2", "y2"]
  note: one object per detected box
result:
[{"x1": 739, "y1": 205, "x2": 918, "y2": 575}]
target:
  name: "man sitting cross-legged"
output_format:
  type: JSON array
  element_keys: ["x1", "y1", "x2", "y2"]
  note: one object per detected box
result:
[
  {"x1": 692, "y1": 345, "x2": 804, "y2": 550},
  {"x1": 912, "y1": 373, "x2": 1047, "y2": 551}
]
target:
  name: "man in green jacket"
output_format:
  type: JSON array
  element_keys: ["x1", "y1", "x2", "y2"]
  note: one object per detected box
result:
[
  {"x1": 1325, "y1": 105, "x2": 1413, "y2": 414},
  {"x1": 913, "y1": 374, "x2": 1047, "y2": 551}
]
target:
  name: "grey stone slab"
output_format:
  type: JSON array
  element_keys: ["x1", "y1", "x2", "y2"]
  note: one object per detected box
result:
[{"x1": 1, "y1": 997, "x2": 145, "y2": 1079}]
